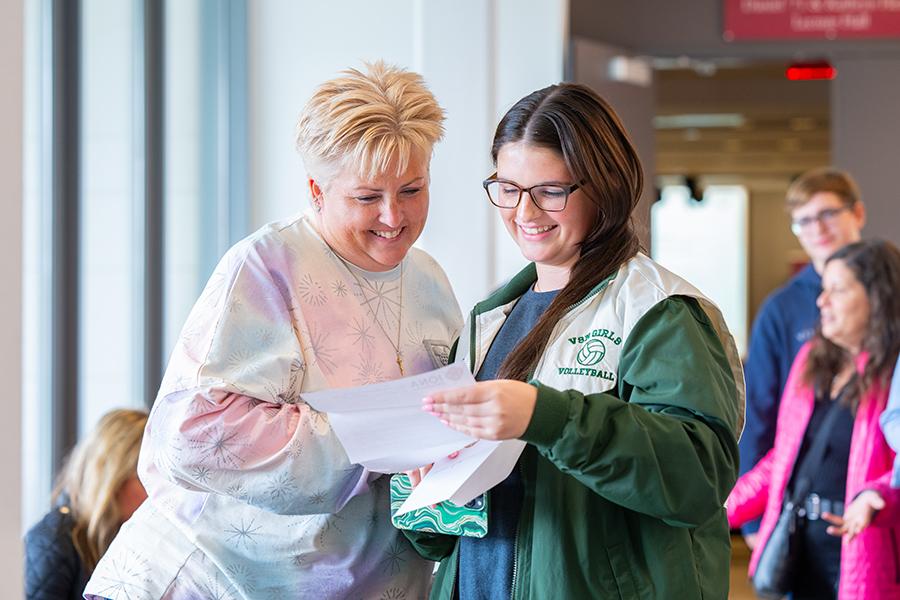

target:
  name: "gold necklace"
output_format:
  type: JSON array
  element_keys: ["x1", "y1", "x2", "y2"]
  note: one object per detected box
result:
[{"x1": 335, "y1": 255, "x2": 405, "y2": 376}]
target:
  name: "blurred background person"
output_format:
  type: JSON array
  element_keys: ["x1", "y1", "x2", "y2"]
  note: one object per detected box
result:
[
  {"x1": 728, "y1": 239, "x2": 900, "y2": 599},
  {"x1": 739, "y1": 168, "x2": 865, "y2": 547},
  {"x1": 24, "y1": 409, "x2": 148, "y2": 600},
  {"x1": 85, "y1": 62, "x2": 462, "y2": 599}
]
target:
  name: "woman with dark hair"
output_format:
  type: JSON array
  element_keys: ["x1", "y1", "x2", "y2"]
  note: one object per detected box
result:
[
  {"x1": 729, "y1": 239, "x2": 900, "y2": 599},
  {"x1": 405, "y1": 83, "x2": 744, "y2": 598}
]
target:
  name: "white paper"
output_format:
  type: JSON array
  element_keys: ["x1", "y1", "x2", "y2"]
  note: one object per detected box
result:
[
  {"x1": 301, "y1": 363, "x2": 477, "y2": 472},
  {"x1": 394, "y1": 439, "x2": 526, "y2": 516}
]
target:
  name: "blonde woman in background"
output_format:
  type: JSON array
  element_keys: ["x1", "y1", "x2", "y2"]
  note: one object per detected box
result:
[
  {"x1": 25, "y1": 409, "x2": 149, "y2": 600},
  {"x1": 85, "y1": 62, "x2": 461, "y2": 599}
]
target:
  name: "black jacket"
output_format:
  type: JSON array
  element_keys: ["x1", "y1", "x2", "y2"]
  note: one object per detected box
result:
[{"x1": 24, "y1": 506, "x2": 88, "y2": 600}]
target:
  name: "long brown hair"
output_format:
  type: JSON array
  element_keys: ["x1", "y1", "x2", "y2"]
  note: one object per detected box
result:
[
  {"x1": 52, "y1": 408, "x2": 148, "y2": 572},
  {"x1": 803, "y1": 239, "x2": 900, "y2": 409},
  {"x1": 494, "y1": 84, "x2": 643, "y2": 381}
]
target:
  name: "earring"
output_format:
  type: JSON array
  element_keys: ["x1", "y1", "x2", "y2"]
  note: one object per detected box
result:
[{"x1": 313, "y1": 198, "x2": 323, "y2": 212}]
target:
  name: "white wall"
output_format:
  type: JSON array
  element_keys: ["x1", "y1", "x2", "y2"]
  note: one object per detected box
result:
[
  {"x1": 571, "y1": 38, "x2": 656, "y2": 246},
  {"x1": 247, "y1": 0, "x2": 567, "y2": 312},
  {"x1": 832, "y1": 58, "x2": 900, "y2": 248},
  {"x1": 1, "y1": 0, "x2": 24, "y2": 592}
]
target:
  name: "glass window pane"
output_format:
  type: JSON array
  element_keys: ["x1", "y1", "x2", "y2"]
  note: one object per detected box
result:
[
  {"x1": 164, "y1": 0, "x2": 204, "y2": 357},
  {"x1": 651, "y1": 184, "x2": 749, "y2": 356},
  {"x1": 79, "y1": 0, "x2": 143, "y2": 435}
]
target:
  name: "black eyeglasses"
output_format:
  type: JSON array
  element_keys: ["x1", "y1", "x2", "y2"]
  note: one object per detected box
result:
[{"x1": 482, "y1": 174, "x2": 580, "y2": 212}]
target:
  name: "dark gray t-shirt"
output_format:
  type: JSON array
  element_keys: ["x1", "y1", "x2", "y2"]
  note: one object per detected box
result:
[{"x1": 459, "y1": 285, "x2": 559, "y2": 600}]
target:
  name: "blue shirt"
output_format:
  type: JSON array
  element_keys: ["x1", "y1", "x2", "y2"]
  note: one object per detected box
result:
[
  {"x1": 739, "y1": 263, "x2": 821, "y2": 533},
  {"x1": 458, "y1": 286, "x2": 558, "y2": 600},
  {"x1": 879, "y1": 355, "x2": 900, "y2": 487}
]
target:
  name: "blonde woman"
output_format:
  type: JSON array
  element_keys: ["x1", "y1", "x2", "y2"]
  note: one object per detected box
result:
[
  {"x1": 85, "y1": 62, "x2": 461, "y2": 599},
  {"x1": 25, "y1": 409, "x2": 148, "y2": 599}
]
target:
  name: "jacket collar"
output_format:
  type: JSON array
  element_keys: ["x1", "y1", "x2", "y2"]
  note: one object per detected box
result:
[{"x1": 470, "y1": 261, "x2": 620, "y2": 319}]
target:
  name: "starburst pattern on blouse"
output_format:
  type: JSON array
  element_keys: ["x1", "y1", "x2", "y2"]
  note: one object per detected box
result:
[
  {"x1": 298, "y1": 273, "x2": 328, "y2": 306},
  {"x1": 314, "y1": 513, "x2": 344, "y2": 546},
  {"x1": 199, "y1": 570, "x2": 240, "y2": 600},
  {"x1": 167, "y1": 373, "x2": 195, "y2": 393},
  {"x1": 331, "y1": 279, "x2": 349, "y2": 297},
  {"x1": 199, "y1": 271, "x2": 229, "y2": 309},
  {"x1": 286, "y1": 437, "x2": 304, "y2": 458},
  {"x1": 349, "y1": 317, "x2": 375, "y2": 351},
  {"x1": 353, "y1": 356, "x2": 386, "y2": 386},
  {"x1": 227, "y1": 296, "x2": 244, "y2": 314},
  {"x1": 352, "y1": 278, "x2": 402, "y2": 327},
  {"x1": 89, "y1": 550, "x2": 152, "y2": 600},
  {"x1": 267, "y1": 586, "x2": 290, "y2": 600},
  {"x1": 247, "y1": 395, "x2": 283, "y2": 416},
  {"x1": 309, "y1": 489, "x2": 328, "y2": 506},
  {"x1": 405, "y1": 321, "x2": 426, "y2": 347},
  {"x1": 304, "y1": 409, "x2": 330, "y2": 435},
  {"x1": 226, "y1": 563, "x2": 257, "y2": 593},
  {"x1": 190, "y1": 464, "x2": 213, "y2": 485},
  {"x1": 151, "y1": 429, "x2": 184, "y2": 479},
  {"x1": 224, "y1": 517, "x2": 263, "y2": 550},
  {"x1": 179, "y1": 316, "x2": 208, "y2": 358},
  {"x1": 380, "y1": 540, "x2": 408, "y2": 576},
  {"x1": 184, "y1": 394, "x2": 212, "y2": 417},
  {"x1": 380, "y1": 588, "x2": 408, "y2": 600},
  {"x1": 255, "y1": 327, "x2": 276, "y2": 347},
  {"x1": 265, "y1": 471, "x2": 296, "y2": 504},
  {"x1": 261, "y1": 382, "x2": 286, "y2": 406},
  {"x1": 187, "y1": 424, "x2": 248, "y2": 469},
  {"x1": 305, "y1": 324, "x2": 337, "y2": 374},
  {"x1": 225, "y1": 481, "x2": 249, "y2": 500},
  {"x1": 224, "y1": 346, "x2": 259, "y2": 378},
  {"x1": 285, "y1": 356, "x2": 306, "y2": 400}
]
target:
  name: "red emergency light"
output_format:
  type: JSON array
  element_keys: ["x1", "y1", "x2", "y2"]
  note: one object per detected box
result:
[{"x1": 786, "y1": 61, "x2": 837, "y2": 81}]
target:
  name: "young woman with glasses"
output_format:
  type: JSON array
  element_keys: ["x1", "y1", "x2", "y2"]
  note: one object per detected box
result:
[{"x1": 404, "y1": 83, "x2": 745, "y2": 599}]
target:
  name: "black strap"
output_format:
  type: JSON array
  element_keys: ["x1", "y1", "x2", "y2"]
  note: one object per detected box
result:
[{"x1": 787, "y1": 392, "x2": 848, "y2": 506}]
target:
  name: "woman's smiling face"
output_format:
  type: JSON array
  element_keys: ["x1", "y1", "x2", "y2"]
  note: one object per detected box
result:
[
  {"x1": 313, "y1": 152, "x2": 430, "y2": 271},
  {"x1": 495, "y1": 142, "x2": 594, "y2": 272}
]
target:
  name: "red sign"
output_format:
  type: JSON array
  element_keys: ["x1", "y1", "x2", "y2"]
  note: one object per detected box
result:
[{"x1": 724, "y1": 0, "x2": 900, "y2": 40}]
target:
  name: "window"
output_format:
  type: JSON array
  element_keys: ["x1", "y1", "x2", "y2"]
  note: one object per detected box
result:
[
  {"x1": 22, "y1": 0, "x2": 249, "y2": 529},
  {"x1": 651, "y1": 184, "x2": 749, "y2": 356}
]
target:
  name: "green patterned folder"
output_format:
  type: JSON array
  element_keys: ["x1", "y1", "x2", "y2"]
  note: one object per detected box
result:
[{"x1": 389, "y1": 473, "x2": 489, "y2": 538}]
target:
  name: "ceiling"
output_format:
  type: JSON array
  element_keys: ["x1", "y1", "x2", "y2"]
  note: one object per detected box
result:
[{"x1": 654, "y1": 62, "x2": 830, "y2": 179}]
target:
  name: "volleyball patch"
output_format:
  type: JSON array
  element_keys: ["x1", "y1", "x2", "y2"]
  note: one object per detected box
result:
[
  {"x1": 557, "y1": 326, "x2": 622, "y2": 381},
  {"x1": 576, "y1": 339, "x2": 606, "y2": 366}
]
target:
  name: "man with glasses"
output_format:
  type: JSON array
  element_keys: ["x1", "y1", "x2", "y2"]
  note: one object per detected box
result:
[{"x1": 739, "y1": 167, "x2": 866, "y2": 548}]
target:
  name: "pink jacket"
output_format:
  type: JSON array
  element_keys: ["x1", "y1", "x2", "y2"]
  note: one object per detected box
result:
[{"x1": 728, "y1": 342, "x2": 900, "y2": 599}]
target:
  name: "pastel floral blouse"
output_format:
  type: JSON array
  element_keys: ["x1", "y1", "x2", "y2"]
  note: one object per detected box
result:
[{"x1": 85, "y1": 214, "x2": 462, "y2": 600}]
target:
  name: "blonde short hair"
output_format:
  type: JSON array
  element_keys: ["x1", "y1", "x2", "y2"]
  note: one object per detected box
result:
[
  {"x1": 786, "y1": 167, "x2": 862, "y2": 211},
  {"x1": 295, "y1": 61, "x2": 445, "y2": 183},
  {"x1": 53, "y1": 408, "x2": 148, "y2": 572}
]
